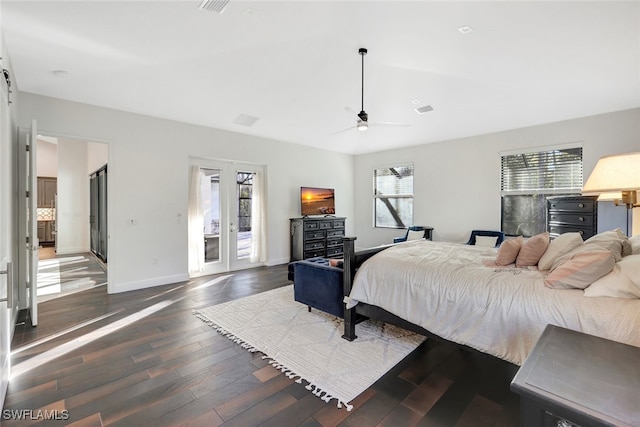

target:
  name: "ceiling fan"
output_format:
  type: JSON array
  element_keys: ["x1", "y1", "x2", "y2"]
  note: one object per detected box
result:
[{"x1": 334, "y1": 48, "x2": 409, "y2": 134}]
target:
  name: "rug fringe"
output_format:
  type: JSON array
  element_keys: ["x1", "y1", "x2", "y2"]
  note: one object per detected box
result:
[{"x1": 193, "y1": 309, "x2": 354, "y2": 411}]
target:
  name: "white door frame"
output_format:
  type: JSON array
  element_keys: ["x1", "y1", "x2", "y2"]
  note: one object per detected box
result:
[{"x1": 18, "y1": 128, "x2": 113, "y2": 294}]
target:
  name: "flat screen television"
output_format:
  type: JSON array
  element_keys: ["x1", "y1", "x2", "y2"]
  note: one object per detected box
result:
[{"x1": 300, "y1": 187, "x2": 335, "y2": 216}]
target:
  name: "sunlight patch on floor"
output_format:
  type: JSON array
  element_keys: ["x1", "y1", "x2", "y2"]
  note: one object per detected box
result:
[
  {"x1": 191, "y1": 274, "x2": 234, "y2": 290},
  {"x1": 11, "y1": 310, "x2": 124, "y2": 356},
  {"x1": 11, "y1": 298, "x2": 181, "y2": 378}
]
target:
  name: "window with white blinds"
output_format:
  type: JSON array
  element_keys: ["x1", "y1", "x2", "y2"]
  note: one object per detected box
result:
[
  {"x1": 501, "y1": 147, "x2": 583, "y2": 194},
  {"x1": 500, "y1": 147, "x2": 583, "y2": 236},
  {"x1": 373, "y1": 165, "x2": 414, "y2": 228}
]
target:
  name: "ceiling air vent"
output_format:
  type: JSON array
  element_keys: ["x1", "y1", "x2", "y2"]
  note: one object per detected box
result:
[
  {"x1": 198, "y1": 0, "x2": 230, "y2": 14},
  {"x1": 233, "y1": 114, "x2": 260, "y2": 127},
  {"x1": 415, "y1": 105, "x2": 434, "y2": 115}
]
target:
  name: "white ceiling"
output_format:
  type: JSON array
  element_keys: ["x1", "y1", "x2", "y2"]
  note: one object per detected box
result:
[{"x1": 2, "y1": 1, "x2": 639, "y2": 155}]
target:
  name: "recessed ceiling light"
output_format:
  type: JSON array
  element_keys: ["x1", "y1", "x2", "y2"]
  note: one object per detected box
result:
[
  {"x1": 458, "y1": 26, "x2": 473, "y2": 34},
  {"x1": 411, "y1": 99, "x2": 420, "y2": 105}
]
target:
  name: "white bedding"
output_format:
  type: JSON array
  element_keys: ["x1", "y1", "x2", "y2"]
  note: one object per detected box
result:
[{"x1": 346, "y1": 239, "x2": 640, "y2": 365}]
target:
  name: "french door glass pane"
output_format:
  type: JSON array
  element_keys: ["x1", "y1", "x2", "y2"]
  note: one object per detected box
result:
[
  {"x1": 236, "y1": 172, "x2": 253, "y2": 259},
  {"x1": 201, "y1": 168, "x2": 220, "y2": 263}
]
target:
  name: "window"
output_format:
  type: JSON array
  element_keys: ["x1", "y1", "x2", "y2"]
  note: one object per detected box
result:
[
  {"x1": 501, "y1": 147, "x2": 583, "y2": 236},
  {"x1": 374, "y1": 164, "x2": 414, "y2": 228}
]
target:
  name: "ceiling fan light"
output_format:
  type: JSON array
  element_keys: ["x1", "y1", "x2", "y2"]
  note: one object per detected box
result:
[{"x1": 357, "y1": 121, "x2": 369, "y2": 131}]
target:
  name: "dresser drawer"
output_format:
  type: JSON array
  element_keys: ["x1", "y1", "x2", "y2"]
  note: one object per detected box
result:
[
  {"x1": 304, "y1": 249, "x2": 325, "y2": 259},
  {"x1": 548, "y1": 212, "x2": 593, "y2": 226},
  {"x1": 332, "y1": 219, "x2": 345, "y2": 228},
  {"x1": 326, "y1": 237, "x2": 343, "y2": 247},
  {"x1": 303, "y1": 221, "x2": 320, "y2": 231},
  {"x1": 327, "y1": 229, "x2": 345, "y2": 238},
  {"x1": 326, "y1": 247, "x2": 343, "y2": 257},
  {"x1": 304, "y1": 240, "x2": 325, "y2": 251},
  {"x1": 304, "y1": 230, "x2": 325, "y2": 240},
  {"x1": 319, "y1": 221, "x2": 333, "y2": 229},
  {"x1": 547, "y1": 199, "x2": 595, "y2": 213},
  {"x1": 548, "y1": 224, "x2": 593, "y2": 239}
]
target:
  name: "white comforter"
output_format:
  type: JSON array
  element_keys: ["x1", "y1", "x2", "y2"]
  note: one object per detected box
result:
[{"x1": 347, "y1": 239, "x2": 640, "y2": 365}]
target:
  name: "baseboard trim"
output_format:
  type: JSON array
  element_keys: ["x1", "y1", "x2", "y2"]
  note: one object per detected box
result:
[
  {"x1": 267, "y1": 257, "x2": 289, "y2": 266},
  {"x1": 112, "y1": 273, "x2": 190, "y2": 294},
  {"x1": 55, "y1": 247, "x2": 91, "y2": 255}
]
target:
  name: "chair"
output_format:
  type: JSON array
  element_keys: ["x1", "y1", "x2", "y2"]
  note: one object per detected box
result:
[
  {"x1": 466, "y1": 230, "x2": 505, "y2": 248},
  {"x1": 393, "y1": 226, "x2": 433, "y2": 243}
]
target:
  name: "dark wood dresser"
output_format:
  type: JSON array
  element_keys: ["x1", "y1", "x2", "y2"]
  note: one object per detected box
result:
[
  {"x1": 290, "y1": 217, "x2": 346, "y2": 261},
  {"x1": 547, "y1": 195, "x2": 598, "y2": 239},
  {"x1": 511, "y1": 325, "x2": 640, "y2": 427}
]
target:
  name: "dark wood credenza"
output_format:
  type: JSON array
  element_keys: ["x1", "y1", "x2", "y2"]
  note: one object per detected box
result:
[{"x1": 289, "y1": 217, "x2": 346, "y2": 261}]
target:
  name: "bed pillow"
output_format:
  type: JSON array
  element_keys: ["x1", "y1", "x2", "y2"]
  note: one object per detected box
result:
[
  {"x1": 630, "y1": 234, "x2": 640, "y2": 255},
  {"x1": 406, "y1": 230, "x2": 424, "y2": 241},
  {"x1": 515, "y1": 232, "x2": 549, "y2": 267},
  {"x1": 495, "y1": 236, "x2": 523, "y2": 266},
  {"x1": 475, "y1": 235, "x2": 498, "y2": 247},
  {"x1": 584, "y1": 229, "x2": 630, "y2": 261},
  {"x1": 544, "y1": 250, "x2": 615, "y2": 289},
  {"x1": 584, "y1": 255, "x2": 640, "y2": 298},
  {"x1": 537, "y1": 232, "x2": 583, "y2": 271}
]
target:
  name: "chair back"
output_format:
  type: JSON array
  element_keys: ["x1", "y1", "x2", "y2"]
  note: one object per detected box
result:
[{"x1": 466, "y1": 230, "x2": 505, "y2": 247}]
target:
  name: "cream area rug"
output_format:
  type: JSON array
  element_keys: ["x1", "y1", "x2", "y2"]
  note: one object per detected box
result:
[{"x1": 194, "y1": 285, "x2": 425, "y2": 410}]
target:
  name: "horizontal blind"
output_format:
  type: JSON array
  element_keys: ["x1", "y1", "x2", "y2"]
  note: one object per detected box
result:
[
  {"x1": 501, "y1": 147, "x2": 582, "y2": 193},
  {"x1": 374, "y1": 165, "x2": 414, "y2": 196}
]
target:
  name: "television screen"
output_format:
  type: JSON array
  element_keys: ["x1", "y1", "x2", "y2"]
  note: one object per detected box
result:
[{"x1": 301, "y1": 187, "x2": 335, "y2": 216}]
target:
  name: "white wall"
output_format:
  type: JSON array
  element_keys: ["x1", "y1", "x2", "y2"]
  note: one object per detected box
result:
[
  {"x1": 354, "y1": 108, "x2": 640, "y2": 249},
  {"x1": 87, "y1": 141, "x2": 107, "y2": 174},
  {"x1": 36, "y1": 139, "x2": 57, "y2": 177},
  {"x1": 17, "y1": 92, "x2": 355, "y2": 293},
  {"x1": 56, "y1": 138, "x2": 90, "y2": 254}
]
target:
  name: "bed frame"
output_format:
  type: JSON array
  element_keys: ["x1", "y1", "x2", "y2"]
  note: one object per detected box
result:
[
  {"x1": 340, "y1": 237, "x2": 481, "y2": 354},
  {"x1": 341, "y1": 237, "x2": 440, "y2": 341}
]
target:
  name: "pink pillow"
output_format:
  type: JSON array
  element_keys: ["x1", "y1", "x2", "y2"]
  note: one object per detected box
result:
[
  {"x1": 515, "y1": 232, "x2": 549, "y2": 267},
  {"x1": 544, "y1": 250, "x2": 615, "y2": 289},
  {"x1": 495, "y1": 236, "x2": 523, "y2": 266}
]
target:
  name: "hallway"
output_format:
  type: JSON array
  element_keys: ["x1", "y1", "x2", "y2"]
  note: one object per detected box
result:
[{"x1": 37, "y1": 248, "x2": 107, "y2": 303}]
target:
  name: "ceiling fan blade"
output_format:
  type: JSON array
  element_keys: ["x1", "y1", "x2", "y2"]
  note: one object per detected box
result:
[
  {"x1": 370, "y1": 122, "x2": 410, "y2": 128},
  {"x1": 344, "y1": 106, "x2": 359, "y2": 117},
  {"x1": 331, "y1": 125, "x2": 356, "y2": 135}
]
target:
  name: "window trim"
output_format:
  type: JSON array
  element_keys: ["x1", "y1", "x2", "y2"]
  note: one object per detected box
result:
[{"x1": 373, "y1": 163, "x2": 414, "y2": 229}]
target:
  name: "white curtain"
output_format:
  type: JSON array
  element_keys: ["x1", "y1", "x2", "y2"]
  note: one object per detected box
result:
[
  {"x1": 250, "y1": 171, "x2": 267, "y2": 263},
  {"x1": 188, "y1": 165, "x2": 205, "y2": 273}
]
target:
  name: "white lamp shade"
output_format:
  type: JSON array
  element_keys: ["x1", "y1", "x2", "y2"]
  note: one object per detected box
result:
[{"x1": 583, "y1": 152, "x2": 640, "y2": 194}]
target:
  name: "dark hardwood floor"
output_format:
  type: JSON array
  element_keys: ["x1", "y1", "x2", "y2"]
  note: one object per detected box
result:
[{"x1": 4, "y1": 264, "x2": 520, "y2": 426}]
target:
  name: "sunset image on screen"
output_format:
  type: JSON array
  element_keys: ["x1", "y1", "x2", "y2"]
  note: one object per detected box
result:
[{"x1": 301, "y1": 187, "x2": 335, "y2": 215}]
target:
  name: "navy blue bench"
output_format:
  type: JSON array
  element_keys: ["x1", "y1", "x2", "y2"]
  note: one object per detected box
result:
[{"x1": 289, "y1": 257, "x2": 344, "y2": 318}]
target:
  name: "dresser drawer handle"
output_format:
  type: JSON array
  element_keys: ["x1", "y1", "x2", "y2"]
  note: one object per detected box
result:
[
  {"x1": 578, "y1": 230, "x2": 584, "y2": 235},
  {"x1": 578, "y1": 217, "x2": 584, "y2": 222},
  {"x1": 578, "y1": 203, "x2": 584, "y2": 208}
]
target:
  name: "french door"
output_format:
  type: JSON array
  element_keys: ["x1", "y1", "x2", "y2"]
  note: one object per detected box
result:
[
  {"x1": 89, "y1": 165, "x2": 108, "y2": 262},
  {"x1": 189, "y1": 159, "x2": 264, "y2": 276}
]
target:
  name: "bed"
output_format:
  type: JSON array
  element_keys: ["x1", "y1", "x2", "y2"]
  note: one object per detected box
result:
[{"x1": 341, "y1": 235, "x2": 640, "y2": 366}]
